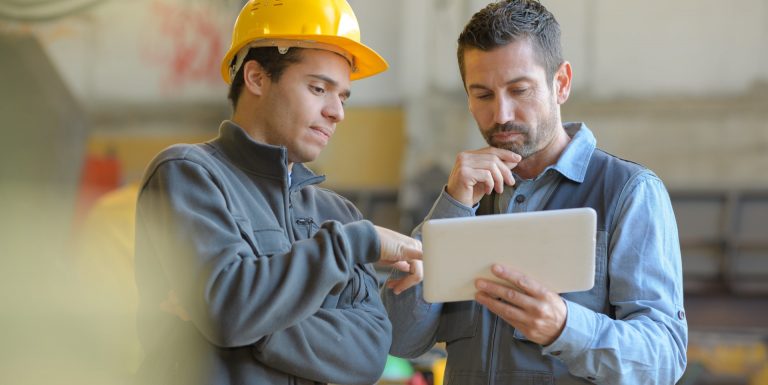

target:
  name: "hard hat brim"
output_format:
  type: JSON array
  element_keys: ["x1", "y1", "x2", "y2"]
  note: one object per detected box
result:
[{"x1": 220, "y1": 34, "x2": 388, "y2": 84}]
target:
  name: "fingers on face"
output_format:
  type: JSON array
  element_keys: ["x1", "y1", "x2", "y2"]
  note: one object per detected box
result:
[
  {"x1": 455, "y1": 163, "x2": 500, "y2": 195},
  {"x1": 451, "y1": 151, "x2": 516, "y2": 204},
  {"x1": 458, "y1": 153, "x2": 515, "y2": 189},
  {"x1": 497, "y1": 159, "x2": 516, "y2": 186},
  {"x1": 480, "y1": 152, "x2": 516, "y2": 187},
  {"x1": 487, "y1": 164, "x2": 504, "y2": 194},
  {"x1": 479, "y1": 146, "x2": 521, "y2": 162}
]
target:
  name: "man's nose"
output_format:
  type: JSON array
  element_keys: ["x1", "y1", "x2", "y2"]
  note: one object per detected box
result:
[
  {"x1": 494, "y1": 96, "x2": 515, "y2": 125},
  {"x1": 323, "y1": 97, "x2": 345, "y2": 123}
]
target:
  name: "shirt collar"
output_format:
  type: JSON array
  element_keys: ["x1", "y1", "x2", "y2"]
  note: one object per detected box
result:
[{"x1": 547, "y1": 122, "x2": 596, "y2": 183}]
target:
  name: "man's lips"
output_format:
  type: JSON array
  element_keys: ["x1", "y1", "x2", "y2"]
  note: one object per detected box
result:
[
  {"x1": 310, "y1": 126, "x2": 333, "y2": 142},
  {"x1": 492, "y1": 131, "x2": 524, "y2": 141}
]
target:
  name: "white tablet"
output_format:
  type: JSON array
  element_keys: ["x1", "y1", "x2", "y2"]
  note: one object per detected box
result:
[{"x1": 421, "y1": 207, "x2": 596, "y2": 303}]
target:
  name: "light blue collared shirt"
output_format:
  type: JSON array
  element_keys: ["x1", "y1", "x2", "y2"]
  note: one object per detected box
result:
[{"x1": 383, "y1": 123, "x2": 687, "y2": 384}]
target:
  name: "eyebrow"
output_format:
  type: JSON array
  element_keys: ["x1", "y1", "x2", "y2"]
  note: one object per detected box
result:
[
  {"x1": 309, "y1": 74, "x2": 352, "y2": 99},
  {"x1": 467, "y1": 76, "x2": 533, "y2": 91}
]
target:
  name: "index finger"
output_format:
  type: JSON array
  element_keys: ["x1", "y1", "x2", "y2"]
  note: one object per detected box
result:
[
  {"x1": 480, "y1": 147, "x2": 522, "y2": 163},
  {"x1": 400, "y1": 245, "x2": 422, "y2": 261}
]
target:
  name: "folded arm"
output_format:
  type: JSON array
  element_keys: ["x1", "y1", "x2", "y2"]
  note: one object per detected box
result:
[
  {"x1": 137, "y1": 159, "x2": 379, "y2": 347},
  {"x1": 253, "y1": 265, "x2": 392, "y2": 384}
]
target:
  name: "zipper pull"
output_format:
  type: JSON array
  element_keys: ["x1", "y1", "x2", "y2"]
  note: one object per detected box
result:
[
  {"x1": 295, "y1": 217, "x2": 315, "y2": 238},
  {"x1": 295, "y1": 218, "x2": 314, "y2": 226}
]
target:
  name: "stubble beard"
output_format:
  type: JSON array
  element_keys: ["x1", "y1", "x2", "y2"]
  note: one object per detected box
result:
[{"x1": 482, "y1": 103, "x2": 558, "y2": 160}]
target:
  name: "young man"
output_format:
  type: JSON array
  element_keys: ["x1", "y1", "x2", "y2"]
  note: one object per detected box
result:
[
  {"x1": 134, "y1": 1, "x2": 421, "y2": 384},
  {"x1": 383, "y1": 1, "x2": 688, "y2": 384}
]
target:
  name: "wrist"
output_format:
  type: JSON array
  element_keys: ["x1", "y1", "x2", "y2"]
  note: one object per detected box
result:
[{"x1": 445, "y1": 185, "x2": 472, "y2": 207}]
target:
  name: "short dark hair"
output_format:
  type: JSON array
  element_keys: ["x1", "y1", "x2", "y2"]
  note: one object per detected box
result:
[
  {"x1": 457, "y1": 0, "x2": 563, "y2": 86},
  {"x1": 227, "y1": 46, "x2": 304, "y2": 109}
]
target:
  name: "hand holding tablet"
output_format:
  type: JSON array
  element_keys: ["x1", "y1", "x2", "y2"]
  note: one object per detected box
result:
[{"x1": 421, "y1": 207, "x2": 597, "y2": 303}]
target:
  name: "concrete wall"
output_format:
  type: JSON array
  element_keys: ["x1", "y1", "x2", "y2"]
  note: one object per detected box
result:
[
  {"x1": 1, "y1": 0, "x2": 766, "y2": 190},
  {"x1": 4, "y1": 1, "x2": 766, "y2": 104},
  {"x1": 545, "y1": 0, "x2": 768, "y2": 188}
]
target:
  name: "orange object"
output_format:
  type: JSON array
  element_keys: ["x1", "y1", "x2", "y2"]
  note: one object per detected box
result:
[{"x1": 73, "y1": 153, "x2": 122, "y2": 231}]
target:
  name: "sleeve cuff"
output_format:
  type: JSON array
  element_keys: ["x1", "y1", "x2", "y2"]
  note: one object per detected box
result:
[
  {"x1": 426, "y1": 187, "x2": 478, "y2": 220},
  {"x1": 342, "y1": 220, "x2": 380, "y2": 265},
  {"x1": 542, "y1": 300, "x2": 597, "y2": 359}
]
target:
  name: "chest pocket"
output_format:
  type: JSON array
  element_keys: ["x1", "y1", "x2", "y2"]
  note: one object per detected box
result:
[
  {"x1": 436, "y1": 301, "x2": 480, "y2": 344},
  {"x1": 235, "y1": 217, "x2": 290, "y2": 256}
]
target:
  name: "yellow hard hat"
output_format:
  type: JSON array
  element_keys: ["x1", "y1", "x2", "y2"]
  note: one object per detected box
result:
[{"x1": 221, "y1": 0, "x2": 388, "y2": 84}]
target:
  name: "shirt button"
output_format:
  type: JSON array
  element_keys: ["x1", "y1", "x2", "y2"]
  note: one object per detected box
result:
[
  {"x1": 677, "y1": 310, "x2": 686, "y2": 320},
  {"x1": 550, "y1": 350, "x2": 562, "y2": 356},
  {"x1": 515, "y1": 195, "x2": 526, "y2": 203}
]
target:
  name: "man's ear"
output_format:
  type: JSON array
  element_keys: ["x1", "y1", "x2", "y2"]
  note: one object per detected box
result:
[
  {"x1": 553, "y1": 61, "x2": 572, "y2": 105},
  {"x1": 243, "y1": 60, "x2": 268, "y2": 96}
]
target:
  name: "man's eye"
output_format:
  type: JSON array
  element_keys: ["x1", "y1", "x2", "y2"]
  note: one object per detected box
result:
[
  {"x1": 474, "y1": 93, "x2": 492, "y2": 100},
  {"x1": 311, "y1": 86, "x2": 326, "y2": 95},
  {"x1": 511, "y1": 88, "x2": 528, "y2": 95}
]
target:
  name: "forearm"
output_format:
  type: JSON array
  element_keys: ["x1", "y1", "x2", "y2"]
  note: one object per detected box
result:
[{"x1": 544, "y1": 301, "x2": 687, "y2": 384}]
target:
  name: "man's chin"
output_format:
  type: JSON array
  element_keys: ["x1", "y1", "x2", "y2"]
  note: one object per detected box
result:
[
  {"x1": 298, "y1": 151, "x2": 324, "y2": 164},
  {"x1": 489, "y1": 142, "x2": 522, "y2": 156},
  {"x1": 492, "y1": 144, "x2": 539, "y2": 160}
]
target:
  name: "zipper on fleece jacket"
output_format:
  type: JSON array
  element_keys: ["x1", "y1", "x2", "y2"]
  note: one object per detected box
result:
[
  {"x1": 295, "y1": 217, "x2": 315, "y2": 238},
  {"x1": 284, "y1": 177, "x2": 295, "y2": 243}
]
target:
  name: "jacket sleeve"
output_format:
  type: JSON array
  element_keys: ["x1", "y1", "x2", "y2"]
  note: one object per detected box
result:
[
  {"x1": 252, "y1": 264, "x2": 392, "y2": 385},
  {"x1": 382, "y1": 188, "x2": 475, "y2": 358},
  {"x1": 136, "y1": 158, "x2": 380, "y2": 348},
  {"x1": 541, "y1": 172, "x2": 688, "y2": 384}
]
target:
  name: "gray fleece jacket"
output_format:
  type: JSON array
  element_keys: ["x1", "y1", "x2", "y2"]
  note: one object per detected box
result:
[{"x1": 134, "y1": 121, "x2": 390, "y2": 385}]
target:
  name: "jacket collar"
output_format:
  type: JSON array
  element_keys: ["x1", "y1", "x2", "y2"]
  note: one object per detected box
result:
[{"x1": 210, "y1": 120, "x2": 326, "y2": 188}]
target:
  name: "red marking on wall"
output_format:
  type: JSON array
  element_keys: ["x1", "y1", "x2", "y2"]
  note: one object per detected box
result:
[{"x1": 141, "y1": 0, "x2": 225, "y2": 91}]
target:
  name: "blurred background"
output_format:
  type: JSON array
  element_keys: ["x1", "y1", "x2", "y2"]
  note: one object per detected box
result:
[{"x1": 0, "y1": 0, "x2": 766, "y2": 384}]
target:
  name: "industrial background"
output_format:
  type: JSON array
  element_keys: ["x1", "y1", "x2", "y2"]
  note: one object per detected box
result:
[{"x1": 1, "y1": 0, "x2": 767, "y2": 384}]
